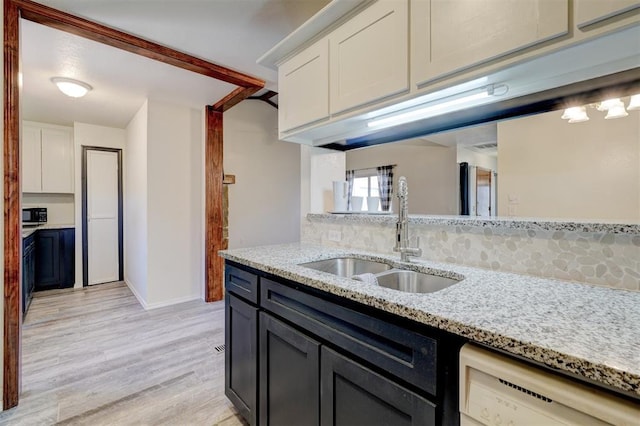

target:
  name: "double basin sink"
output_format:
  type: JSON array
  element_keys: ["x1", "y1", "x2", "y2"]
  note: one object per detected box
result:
[{"x1": 299, "y1": 257, "x2": 461, "y2": 294}]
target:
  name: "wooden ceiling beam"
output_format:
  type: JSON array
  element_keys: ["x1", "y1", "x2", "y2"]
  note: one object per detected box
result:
[{"x1": 13, "y1": 0, "x2": 265, "y2": 89}]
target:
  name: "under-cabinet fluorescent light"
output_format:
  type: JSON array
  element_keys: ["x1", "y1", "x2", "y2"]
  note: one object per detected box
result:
[{"x1": 367, "y1": 85, "x2": 501, "y2": 130}]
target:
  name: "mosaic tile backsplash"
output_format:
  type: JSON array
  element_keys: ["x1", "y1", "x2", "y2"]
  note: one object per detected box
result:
[{"x1": 302, "y1": 214, "x2": 640, "y2": 291}]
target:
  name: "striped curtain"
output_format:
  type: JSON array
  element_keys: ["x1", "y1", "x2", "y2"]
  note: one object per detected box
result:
[
  {"x1": 346, "y1": 170, "x2": 355, "y2": 210},
  {"x1": 377, "y1": 165, "x2": 394, "y2": 211}
]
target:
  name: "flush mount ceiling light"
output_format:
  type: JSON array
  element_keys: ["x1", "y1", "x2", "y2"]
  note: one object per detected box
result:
[
  {"x1": 367, "y1": 84, "x2": 508, "y2": 130},
  {"x1": 51, "y1": 77, "x2": 92, "y2": 98}
]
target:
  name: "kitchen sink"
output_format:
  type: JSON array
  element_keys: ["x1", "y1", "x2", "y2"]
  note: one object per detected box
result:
[
  {"x1": 374, "y1": 270, "x2": 461, "y2": 294},
  {"x1": 299, "y1": 257, "x2": 392, "y2": 277}
]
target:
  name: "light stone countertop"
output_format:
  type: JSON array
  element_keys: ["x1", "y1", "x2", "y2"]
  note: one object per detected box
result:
[
  {"x1": 307, "y1": 213, "x2": 640, "y2": 234},
  {"x1": 220, "y1": 242, "x2": 640, "y2": 398}
]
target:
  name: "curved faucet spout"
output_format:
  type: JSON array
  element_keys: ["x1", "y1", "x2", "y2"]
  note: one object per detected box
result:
[{"x1": 393, "y1": 177, "x2": 422, "y2": 262}]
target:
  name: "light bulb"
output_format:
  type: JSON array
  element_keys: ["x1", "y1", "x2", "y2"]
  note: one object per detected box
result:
[{"x1": 597, "y1": 98, "x2": 622, "y2": 111}]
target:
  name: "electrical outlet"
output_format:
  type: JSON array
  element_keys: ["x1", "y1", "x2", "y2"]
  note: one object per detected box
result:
[{"x1": 328, "y1": 230, "x2": 342, "y2": 242}]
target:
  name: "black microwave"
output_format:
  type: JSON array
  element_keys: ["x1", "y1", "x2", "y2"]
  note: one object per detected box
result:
[{"x1": 22, "y1": 207, "x2": 47, "y2": 225}]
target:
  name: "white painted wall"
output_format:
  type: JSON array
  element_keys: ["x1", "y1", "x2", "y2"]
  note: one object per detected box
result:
[
  {"x1": 498, "y1": 109, "x2": 640, "y2": 221},
  {"x1": 74, "y1": 122, "x2": 126, "y2": 288},
  {"x1": 22, "y1": 193, "x2": 74, "y2": 225},
  {"x1": 456, "y1": 146, "x2": 497, "y2": 171},
  {"x1": 146, "y1": 100, "x2": 203, "y2": 306},
  {"x1": 124, "y1": 100, "x2": 203, "y2": 309},
  {"x1": 224, "y1": 101, "x2": 301, "y2": 248},
  {"x1": 124, "y1": 102, "x2": 149, "y2": 302},
  {"x1": 346, "y1": 142, "x2": 458, "y2": 214},
  {"x1": 303, "y1": 146, "x2": 346, "y2": 214}
]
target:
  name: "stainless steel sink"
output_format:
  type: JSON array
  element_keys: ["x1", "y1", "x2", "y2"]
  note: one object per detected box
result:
[
  {"x1": 374, "y1": 270, "x2": 460, "y2": 293},
  {"x1": 299, "y1": 257, "x2": 391, "y2": 277}
]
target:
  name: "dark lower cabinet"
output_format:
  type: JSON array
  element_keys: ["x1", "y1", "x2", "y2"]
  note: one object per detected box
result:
[
  {"x1": 259, "y1": 313, "x2": 320, "y2": 426},
  {"x1": 321, "y1": 347, "x2": 436, "y2": 426},
  {"x1": 22, "y1": 234, "x2": 36, "y2": 317},
  {"x1": 224, "y1": 260, "x2": 463, "y2": 426},
  {"x1": 226, "y1": 294, "x2": 258, "y2": 425},
  {"x1": 35, "y1": 228, "x2": 75, "y2": 290}
]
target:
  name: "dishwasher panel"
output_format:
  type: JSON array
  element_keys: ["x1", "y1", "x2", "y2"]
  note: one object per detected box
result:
[{"x1": 460, "y1": 344, "x2": 640, "y2": 426}]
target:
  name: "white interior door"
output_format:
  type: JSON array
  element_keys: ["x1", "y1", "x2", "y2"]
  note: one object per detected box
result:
[{"x1": 87, "y1": 150, "x2": 119, "y2": 285}]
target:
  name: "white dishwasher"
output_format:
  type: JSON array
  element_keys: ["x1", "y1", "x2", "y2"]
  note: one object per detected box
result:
[{"x1": 459, "y1": 344, "x2": 640, "y2": 426}]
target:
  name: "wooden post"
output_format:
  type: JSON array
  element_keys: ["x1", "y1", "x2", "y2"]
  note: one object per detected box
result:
[
  {"x1": 3, "y1": 0, "x2": 21, "y2": 410},
  {"x1": 205, "y1": 106, "x2": 224, "y2": 302}
]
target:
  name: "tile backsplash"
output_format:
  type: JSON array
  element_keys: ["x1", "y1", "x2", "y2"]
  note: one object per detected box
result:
[{"x1": 302, "y1": 214, "x2": 640, "y2": 291}]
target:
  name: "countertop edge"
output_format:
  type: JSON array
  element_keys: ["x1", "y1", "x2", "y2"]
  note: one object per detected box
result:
[{"x1": 307, "y1": 213, "x2": 640, "y2": 235}]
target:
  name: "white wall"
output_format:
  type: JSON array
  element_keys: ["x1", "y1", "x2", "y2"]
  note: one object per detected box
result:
[
  {"x1": 456, "y1": 146, "x2": 497, "y2": 171},
  {"x1": 498, "y1": 109, "x2": 640, "y2": 221},
  {"x1": 224, "y1": 101, "x2": 301, "y2": 248},
  {"x1": 22, "y1": 193, "x2": 74, "y2": 224},
  {"x1": 346, "y1": 142, "x2": 458, "y2": 214},
  {"x1": 74, "y1": 122, "x2": 126, "y2": 288},
  {"x1": 146, "y1": 100, "x2": 203, "y2": 306},
  {"x1": 124, "y1": 102, "x2": 149, "y2": 302},
  {"x1": 301, "y1": 146, "x2": 346, "y2": 215}
]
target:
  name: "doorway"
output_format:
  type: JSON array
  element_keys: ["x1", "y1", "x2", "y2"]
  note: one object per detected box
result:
[
  {"x1": 476, "y1": 167, "x2": 492, "y2": 217},
  {"x1": 82, "y1": 147, "x2": 123, "y2": 286}
]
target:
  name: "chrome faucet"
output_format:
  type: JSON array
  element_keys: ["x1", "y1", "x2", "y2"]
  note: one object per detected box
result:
[{"x1": 393, "y1": 176, "x2": 422, "y2": 262}]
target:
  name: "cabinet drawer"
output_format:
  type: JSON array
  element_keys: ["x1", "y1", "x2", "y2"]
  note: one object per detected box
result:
[
  {"x1": 260, "y1": 278, "x2": 438, "y2": 395},
  {"x1": 225, "y1": 264, "x2": 259, "y2": 304}
]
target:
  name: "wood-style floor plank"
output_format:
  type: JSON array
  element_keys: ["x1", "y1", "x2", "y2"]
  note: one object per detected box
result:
[{"x1": 0, "y1": 282, "x2": 246, "y2": 425}]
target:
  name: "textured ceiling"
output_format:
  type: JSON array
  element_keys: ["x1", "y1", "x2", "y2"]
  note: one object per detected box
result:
[{"x1": 21, "y1": 0, "x2": 330, "y2": 128}]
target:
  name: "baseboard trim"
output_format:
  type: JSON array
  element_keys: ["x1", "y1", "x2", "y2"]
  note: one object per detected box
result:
[{"x1": 124, "y1": 279, "x2": 201, "y2": 311}]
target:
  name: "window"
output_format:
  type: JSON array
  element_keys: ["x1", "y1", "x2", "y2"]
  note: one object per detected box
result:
[{"x1": 352, "y1": 169, "x2": 380, "y2": 211}]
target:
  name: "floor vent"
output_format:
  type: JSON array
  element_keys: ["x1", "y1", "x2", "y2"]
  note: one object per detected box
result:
[{"x1": 214, "y1": 344, "x2": 226, "y2": 353}]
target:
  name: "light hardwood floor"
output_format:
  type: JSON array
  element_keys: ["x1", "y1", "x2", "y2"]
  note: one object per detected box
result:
[{"x1": 0, "y1": 282, "x2": 246, "y2": 425}]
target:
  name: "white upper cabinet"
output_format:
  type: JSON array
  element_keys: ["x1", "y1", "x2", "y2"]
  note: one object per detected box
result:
[
  {"x1": 41, "y1": 128, "x2": 74, "y2": 193},
  {"x1": 575, "y1": 0, "x2": 640, "y2": 28},
  {"x1": 329, "y1": 0, "x2": 409, "y2": 114},
  {"x1": 22, "y1": 125, "x2": 42, "y2": 193},
  {"x1": 22, "y1": 122, "x2": 74, "y2": 194},
  {"x1": 411, "y1": 0, "x2": 569, "y2": 87},
  {"x1": 279, "y1": 38, "x2": 330, "y2": 132}
]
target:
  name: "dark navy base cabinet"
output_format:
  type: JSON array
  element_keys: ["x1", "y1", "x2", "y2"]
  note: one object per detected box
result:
[
  {"x1": 224, "y1": 260, "x2": 465, "y2": 426},
  {"x1": 225, "y1": 294, "x2": 258, "y2": 425},
  {"x1": 35, "y1": 228, "x2": 75, "y2": 291},
  {"x1": 22, "y1": 234, "x2": 36, "y2": 317},
  {"x1": 321, "y1": 347, "x2": 436, "y2": 426},
  {"x1": 259, "y1": 313, "x2": 320, "y2": 426}
]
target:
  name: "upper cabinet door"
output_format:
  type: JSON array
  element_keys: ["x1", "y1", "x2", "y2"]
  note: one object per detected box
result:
[
  {"x1": 22, "y1": 125, "x2": 42, "y2": 193},
  {"x1": 329, "y1": 0, "x2": 409, "y2": 115},
  {"x1": 412, "y1": 0, "x2": 570, "y2": 87},
  {"x1": 575, "y1": 0, "x2": 640, "y2": 28},
  {"x1": 279, "y1": 38, "x2": 330, "y2": 133},
  {"x1": 41, "y1": 128, "x2": 74, "y2": 193}
]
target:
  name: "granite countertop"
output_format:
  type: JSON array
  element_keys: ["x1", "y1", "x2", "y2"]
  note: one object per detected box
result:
[
  {"x1": 220, "y1": 242, "x2": 640, "y2": 398},
  {"x1": 22, "y1": 223, "x2": 75, "y2": 238},
  {"x1": 307, "y1": 213, "x2": 640, "y2": 234}
]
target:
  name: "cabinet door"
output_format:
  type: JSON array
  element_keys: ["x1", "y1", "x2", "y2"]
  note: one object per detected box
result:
[
  {"x1": 59, "y1": 229, "x2": 75, "y2": 288},
  {"x1": 35, "y1": 230, "x2": 62, "y2": 289},
  {"x1": 330, "y1": 0, "x2": 409, "y2": 114},
  {"x1": 225, "y1": 294, "x2": 258, "y2": 425},
  {"x1": 321, "y1": 347, "x2": 436, "y2": 426},
  {"x1": 22, "y1": 125, "x2": 42, "y2": 193},
  {"x1": 575, "y1": 0, "x2": 640, "y2": 28},
  {"x1": 279, "y1": 38, "x2": 330, "y2": 132},
  {"x1": 41, "y1": 127, "x2": 74, "y2": 193},
  {"x1": 412, "y1": 0, "x2": 569, "y2": 87},
  {"x1": 259, "y1": 313, "x2": 320, "y2": 426}
]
